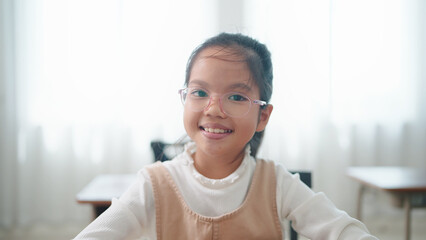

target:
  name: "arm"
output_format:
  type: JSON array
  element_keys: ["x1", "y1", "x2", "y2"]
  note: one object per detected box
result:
[
  {"x1": 74, "y1": 169, "x2": 156, "y2": 239},
  {"x1": 276, "y1": 164, "x2": 378, "y2": 240}
]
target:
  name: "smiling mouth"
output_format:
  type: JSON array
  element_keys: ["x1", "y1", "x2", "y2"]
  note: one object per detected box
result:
[{"x1": 200, "y1": 126, "x2": 233, "y2": 134}]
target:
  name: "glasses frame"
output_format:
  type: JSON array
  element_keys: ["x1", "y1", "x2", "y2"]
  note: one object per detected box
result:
[{"x1": 178, "y1": 87, "x2": 267, "y2": 118}]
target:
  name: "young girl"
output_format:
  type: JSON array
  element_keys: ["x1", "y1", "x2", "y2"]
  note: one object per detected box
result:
[{"x1": 75, "y1": 33, "x2": 378, "y2": 239}]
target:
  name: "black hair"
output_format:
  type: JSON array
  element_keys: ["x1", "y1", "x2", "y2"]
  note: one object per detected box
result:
[{"x1": 185, "y1": 33, "x2": 273, "y2": 157}]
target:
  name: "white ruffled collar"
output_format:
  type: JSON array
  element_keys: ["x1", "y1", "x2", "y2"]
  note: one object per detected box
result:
[{"x1": 182, "y1": 142, "x2": 251, "y2": 188}]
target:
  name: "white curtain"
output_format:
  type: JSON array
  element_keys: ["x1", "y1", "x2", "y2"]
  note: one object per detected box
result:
[
  {"x1": 245, "y1": 0, "x2": 426, "y2": 215},
  {"x1": 1, "y1": 0, "x2": 426, "y2": 235},
  {"x1": 0, "y1": 0, "x2": 217, "y2": 229}
]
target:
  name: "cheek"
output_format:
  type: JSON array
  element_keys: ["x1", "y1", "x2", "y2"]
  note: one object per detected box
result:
[
  {"x1": 183, "y1": 110, "x2": 190, "y2": 129},
  {"x1": 183, "y1": 110, "x2": 198, "y2": 135},
  {"x1": 236, "y1": 120, "x2": 258, "y2": 147},
  {"x1": 246, "y1": 109, "x2": 261, "y2": 128},
  {"x1": 237, "y1": 112, "x2": 260, "y2": 136}
]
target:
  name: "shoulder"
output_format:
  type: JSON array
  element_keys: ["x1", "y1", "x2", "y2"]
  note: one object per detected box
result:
[
  {"x1": 122, "y1": 155, "x2": 188, "y2": 206},
  {"x1": 255, "y1": 158, "x2": 315, "y2": 202},
  {"x1": 255, "y1": 158, "x2": 297, "y2": 181},
  {"x1": 140, "y1": 152, "x2": 191, "y2": 184}
]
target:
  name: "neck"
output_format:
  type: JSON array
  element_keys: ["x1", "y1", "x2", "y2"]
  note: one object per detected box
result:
[{"x1": 192, "y1": 149, "x2": 245, "y2": 179}]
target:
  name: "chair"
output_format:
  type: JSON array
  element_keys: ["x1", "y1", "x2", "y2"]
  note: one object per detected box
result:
[
  {"x1": 289, "y1": 170, "x2": 312, "y2": 240},
  {"x1": 150, "y1": 141, "x2": 312, "y2": 240},
  {"x1": 150, "y1": 141, "x2": 185, "y2": 162}
]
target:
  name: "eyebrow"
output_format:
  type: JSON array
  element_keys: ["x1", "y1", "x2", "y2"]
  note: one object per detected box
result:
[
  {"x1": 188, "y1": 80, "x2": 253, "y2": 93},
  {"x1": 227, "y1": 82, "x2": 253, "y2": 93},
  {"x1": 187, "y1": 80, "x2": 208, "y2": 88}
]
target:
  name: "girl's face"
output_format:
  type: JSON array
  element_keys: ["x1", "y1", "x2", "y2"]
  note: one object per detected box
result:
[{"x1": 184, "y1": 47, "x2": 272, "y2": 162}]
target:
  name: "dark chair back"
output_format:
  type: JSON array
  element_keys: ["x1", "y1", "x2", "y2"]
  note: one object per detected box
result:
[
  {"x1": 289, "y1": 170, "x2": 312, "y2": 240},
  {"x1": 151, "y1": 141, "x2": 185, "y2": 162}
]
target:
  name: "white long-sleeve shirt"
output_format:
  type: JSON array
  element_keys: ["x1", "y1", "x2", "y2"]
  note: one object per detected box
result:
[{"x1": 75, "y1": 142, "x2": 378, "y2": 239}]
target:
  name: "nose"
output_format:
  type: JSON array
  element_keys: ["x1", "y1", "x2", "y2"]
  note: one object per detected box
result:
[{"x1": 204, "y1": 96, "x2": 227, "y2": 118}]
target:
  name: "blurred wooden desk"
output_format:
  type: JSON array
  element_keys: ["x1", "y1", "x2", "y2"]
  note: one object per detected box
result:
[
  {"x1": 76, "y1": 174, "x2": 136, "y2": 218},
  {"x1": 347, "y1": 167, "x2": 426, "y2": 240}
]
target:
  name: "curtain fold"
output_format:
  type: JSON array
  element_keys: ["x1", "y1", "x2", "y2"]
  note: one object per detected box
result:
[
  {"x1": 1, "y1": 0, "x2": 216, "y2": 228},
  {"x1": 246, "y1": 0, "x2": 426, "y2": 215},
  {"x1": 1, "y1": 0, "x2": 425, "y2": 233},
  {"x1": 1, "y1": 0, "x2": 19, "y2": 229}
]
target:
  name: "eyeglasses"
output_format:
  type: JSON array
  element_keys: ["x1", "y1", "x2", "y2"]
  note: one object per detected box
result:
[{"x1": 178, "y1": 87, "x2": 267, "y2": 118}]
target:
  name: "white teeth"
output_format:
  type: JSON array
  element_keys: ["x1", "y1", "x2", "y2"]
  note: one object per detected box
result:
[{"x1": 204, "y1": 128, "x2": 231, "y2": 133}]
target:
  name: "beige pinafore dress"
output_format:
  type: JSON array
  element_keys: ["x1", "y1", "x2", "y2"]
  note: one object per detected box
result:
[{"x1": 146, "y1": 159, "x2": 283, "y2": 240}]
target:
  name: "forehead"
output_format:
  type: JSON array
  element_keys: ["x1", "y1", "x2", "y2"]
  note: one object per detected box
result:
[{"x1": 189, "y1": 47, "x2": 258, "y2": 93}]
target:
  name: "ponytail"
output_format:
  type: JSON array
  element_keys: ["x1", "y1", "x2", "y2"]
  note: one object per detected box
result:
[{"x1": 249, "y1": 131, "x2": 264, "y2": 158}]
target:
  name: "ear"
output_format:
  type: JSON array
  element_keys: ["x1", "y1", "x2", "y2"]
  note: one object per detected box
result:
[{"x1": 256, "y1": 104, "x2": 273, "y2": 132}]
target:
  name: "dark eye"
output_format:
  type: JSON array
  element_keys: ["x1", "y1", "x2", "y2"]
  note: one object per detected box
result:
[
  {"x1": 228, "y1": 94, "x2": 248, "y2": 102},
  {"x1": 190, "y1": 89, "x2": 208, "y2": 98}
]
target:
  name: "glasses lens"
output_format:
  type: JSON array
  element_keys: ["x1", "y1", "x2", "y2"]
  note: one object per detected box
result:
[
  {"x1": 221, "y1": 92, "x2": 251, "y2": 117},
  {"x1": 180, "y1": 88, "x2": 255, "y2": 117},
  {"x1": 183, "y1": 88, "x2": 210, "y2": 112}
]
